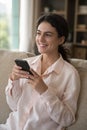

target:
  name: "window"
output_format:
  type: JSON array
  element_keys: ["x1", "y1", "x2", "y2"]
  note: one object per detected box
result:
[{"x1": 0, "y1": 0, "x2": 19, "y2": 50}]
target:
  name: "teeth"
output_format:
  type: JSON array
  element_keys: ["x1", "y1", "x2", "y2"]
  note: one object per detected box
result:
[{"x1": 40, "y1": 44, "x2": 46, "y2": 47}]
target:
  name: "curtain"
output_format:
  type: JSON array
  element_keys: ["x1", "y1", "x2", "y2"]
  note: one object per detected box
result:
[{"x1": 19, "y1": 0, "x2": 41, "y2": 52}]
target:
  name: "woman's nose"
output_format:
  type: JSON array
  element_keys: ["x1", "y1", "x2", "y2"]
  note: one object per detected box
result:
[{"x1": 39, "y1": 35, "x2": 45, "y2": 42}]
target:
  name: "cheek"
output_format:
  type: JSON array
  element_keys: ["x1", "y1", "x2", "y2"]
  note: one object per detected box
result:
[
  {"x1": 50, "y1": 38, "x2": 59, "y2": 45},
  {"x1": 35, "y1": 36, "x2": 38, "y2": 43}
]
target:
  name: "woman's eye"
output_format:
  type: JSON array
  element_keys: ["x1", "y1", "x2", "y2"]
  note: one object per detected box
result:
[
  {"x1": 45, "y1": 33, "x2": 52, "y2": 37},
  {"x1": 36, "y1": 32, "x2": 41, "y2": 36},
  {"x1": 36, "y1": 32, "x2": 52, "y2": 37}
]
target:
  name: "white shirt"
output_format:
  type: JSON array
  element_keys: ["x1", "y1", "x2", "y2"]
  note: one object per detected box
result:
[{"x1": 1, "y1": 55, "x2": 80, "y2": 130}]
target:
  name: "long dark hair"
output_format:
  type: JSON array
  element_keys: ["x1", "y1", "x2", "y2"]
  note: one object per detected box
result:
[{"x1": 36, "y1": 13, "x2": 70, "y2": 62}]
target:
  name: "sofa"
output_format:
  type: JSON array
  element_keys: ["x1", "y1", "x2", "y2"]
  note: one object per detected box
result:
[{"x1": 0, "y1": 49, "x2": 87, "y2": 130}]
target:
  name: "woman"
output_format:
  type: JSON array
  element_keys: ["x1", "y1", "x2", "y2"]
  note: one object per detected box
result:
[{"x1": 0, "y1": 13, "x2": 80, "y2": 130}]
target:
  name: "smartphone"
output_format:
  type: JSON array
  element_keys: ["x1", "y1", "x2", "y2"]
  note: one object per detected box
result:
[{"x1": 15, "y1": 59, "x2": 33, "y2": 75}]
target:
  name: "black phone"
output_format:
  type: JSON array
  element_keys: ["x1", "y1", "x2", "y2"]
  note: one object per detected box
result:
[{"x1": 15, "y1": 59, "x2": 33, "y2": 75}]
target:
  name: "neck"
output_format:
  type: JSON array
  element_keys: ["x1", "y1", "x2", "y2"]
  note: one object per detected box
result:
[
  {"x1": 42, "y1": 53, "x2": 60, "y2": 64},
  {"x1": 41, "y1": 53, "x2": 60, "y2": 74}
]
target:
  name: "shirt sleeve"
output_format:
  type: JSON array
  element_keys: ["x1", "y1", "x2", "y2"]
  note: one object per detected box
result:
[
  {"x1": 40, "y1": 70, "x2": 80, "y2": 127},
  {"x1": 5, "y1": 79, "x2": 22, "y2": 111}
]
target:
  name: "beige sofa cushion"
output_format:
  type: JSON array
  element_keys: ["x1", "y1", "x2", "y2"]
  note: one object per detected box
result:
[
  {"x1": 0, "y1": 50, "x2": 34, "y2": 123},
  {"x1": 67, "y1": 59, "x2": 87, "y2": 130}
]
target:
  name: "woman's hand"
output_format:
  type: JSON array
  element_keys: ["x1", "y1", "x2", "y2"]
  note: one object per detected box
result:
[
  {"x1": 10, "y1": 64, "x2": 29, "y2": 81},
  {"x1": 28, "y1": 69, "x2": 48, "y2": 94}
]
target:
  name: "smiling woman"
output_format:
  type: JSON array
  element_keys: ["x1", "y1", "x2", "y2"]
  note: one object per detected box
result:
[{"x1": 0, "y1": 13, "x2": 80, "y2": 130}]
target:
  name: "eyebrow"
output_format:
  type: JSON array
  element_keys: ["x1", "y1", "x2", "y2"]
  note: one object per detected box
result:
[{"x1": 37, "y1": 30, "x2": 54, "y2": 34}]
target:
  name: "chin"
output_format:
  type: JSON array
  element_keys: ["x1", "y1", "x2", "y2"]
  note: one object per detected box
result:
[
  {"x1": 39, "y1": 51, "x2": 45, "y2": 54},
  {"x1": 38, "y1": 49, "x2": 46, "y2": 54}
]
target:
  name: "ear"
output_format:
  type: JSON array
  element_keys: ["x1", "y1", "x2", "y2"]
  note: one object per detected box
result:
[{"x1": 58, "y1": 36, "x2": 65, "y2": 45}]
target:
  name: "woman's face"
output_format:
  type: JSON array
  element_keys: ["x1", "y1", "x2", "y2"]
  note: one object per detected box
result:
[{"x1": 36, "y1": 22, "x2": 64, "y2": 54}]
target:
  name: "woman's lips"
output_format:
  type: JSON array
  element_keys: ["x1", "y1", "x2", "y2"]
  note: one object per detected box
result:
[{"x1": 39, "y1": 44, "x2": 47, "y2": 47}]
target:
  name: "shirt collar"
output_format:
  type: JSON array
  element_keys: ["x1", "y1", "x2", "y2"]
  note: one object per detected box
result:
[
  {"x1": 45, "y1": 55, "x2": 64, "y2": 75},
  {"x1": 30, "y1": 55, "x2": 42, "y2": 75},
  {"x1": 30, "y1": 54, "x2": 64, "y2": 75},
  {"x1": 31, "y1": 55, "x2": 42, "y2": 64}
]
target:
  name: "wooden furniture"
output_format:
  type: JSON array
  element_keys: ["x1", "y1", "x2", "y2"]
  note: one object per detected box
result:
[
  {"x1": 73, "y1": 0, "x2": 87, "y2": 59},
  {"x1": 72, "y1": 44, "x2": 87, "y2": 59},
  {"x1": 74, "y1": 0, "x2": 87, "y2": 44},
  {"x1": 40, "y1": 0, "x2": 68, "y2": 19}
]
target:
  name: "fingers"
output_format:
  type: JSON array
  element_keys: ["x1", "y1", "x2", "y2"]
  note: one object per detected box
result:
[
  {"x1": 30, "y1": 69, "x2": 39, "y2": 78},
  {"x1": 28, "y1": 69, "x2": 39, "y2": 81},
  {"x1": 28, "y1": 69, "x2": 41, "y2": 85},
  {"x1": 10, "y1": 64, "x2": 29, "y2": 80},
  {"x1": 27, "y1": 70, "x2": 48, "y2": 94},
  {"x1": 10, "y1": 65, "x2": 39, "y2": 81}
]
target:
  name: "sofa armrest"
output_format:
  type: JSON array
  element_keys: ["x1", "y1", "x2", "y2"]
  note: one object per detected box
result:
[{"x1": 66, "y1": 58, "x2": 87, "y2": 130}]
